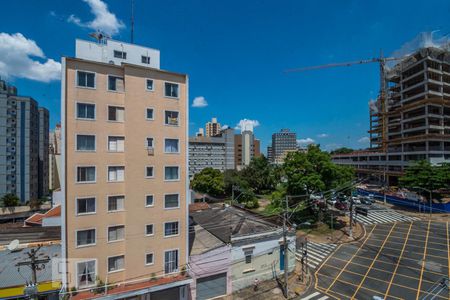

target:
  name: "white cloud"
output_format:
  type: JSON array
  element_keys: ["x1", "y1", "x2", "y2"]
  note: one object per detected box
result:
[
  {"x1": 235, "y1": 119, "x2": 260, "y2": 132},
  {"x1": 358, "y1": 137, "x2": 370, "y2": 144},
  {"x1": 297, "y1": 138, "x2": 315, "y2": 147},
  {"x1": 68, "y1": 0, "x2": 125, "y2": 36},
  {"x1": 317, "y1": 133, "x2": 329, "y2": 138},
  {"x1": 0, "y1": 33, "x2": 61, "y2": 83},
  {"x1": 192, "y1": 96, "x2": 208, "y2": 108},
  {"x1": 221, "y1": 125, "x2": 229, "y2": 130}
]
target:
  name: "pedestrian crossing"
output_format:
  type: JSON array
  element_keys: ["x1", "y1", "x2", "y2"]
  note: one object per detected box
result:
[
  {"x1": 300, "y1": 291, "x2": 329, "y2": 300},
  {"x1": 355, "y1": 209, "x2": 420, "y2": 225},
  {"x1": 295, "y1": 242, "x2": 337, "y2": 270}
]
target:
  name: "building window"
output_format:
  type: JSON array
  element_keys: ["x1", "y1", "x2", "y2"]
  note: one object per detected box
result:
[
  {"x1": 164, "y1": 221, "x2": 179, "y2": 237},
  {"x1": 108, "y1": 255, "x2": 125, "y2": 273},
  {"x1": 77, "y1": 197, "x2": 96, "y2": 215},
  {"x1": 108, "y1": 166, "x2": 125, "y2": 182},
  {"x1": 142, "y1": 56, "x2": 151, "y2": 64},
  {"x1": 146, "y1": 137, "x2": 154, "y2": 148},
  {"x1": 146, "y1": 108, "x2": 154, "y2": 120},
  {"x1": 243, "y1": 247, "x2": 254, "y2": 264},
  {"x1": 145, "y1": 224, "x2": 154, "y2": 236},
  {"x1": 108, "y1": 136, "x2": 125, "y2": 152},
  {"x1": 76, "y1": 135, "x2": 95, "y2": 151},
  {"x1": 164, "y1": 194, "x2": 179, "y2": 209},
  {"x1": 77, "y1": 260, "x2": 96, "y2": 288},
  {"x1": 108, "y1": 76, "x2": 124, "y2": 92},
  {"x1": 77, "y1": 166, "x2": 96, "y2": 183},
  {"x1": 146, "y1": 166, "x2": 154, "y2": 178},
  {"x1": 164, "y1": 249, "x2": 178, "y2": 274},
  {"x1": 164, "y1": 166, "x2": 179, "y2": 181},
  {"x1": 145, "y1": 253, "x2": 154, "y2": 265},
  {"x1": 165, "y1": 111, "x2": 179, "y2": 126},
  {"x1": 108, "y1": 225, "x2": 125, "y2": 242},
  {"x1": 164, "y1": 82, "x2": 179, "y2": 98},
  {"x1": 145, "y1": 195, "x2": 154, "y2": 207},
  {"x1": 108, "y1": 106, "x2": 125, "y2": 122},
  {"x1": 77, "y1": 103, "x2": 95, "y2": 119},
  {"x1": 164, "y1": 139, "x2": 179, "y2": 153},
  {"x1": 113, "y1": 50, "x2": 127, "y2": 59},
  {"x1": 76, "y1": 229, "x2": 96, "y2": 247},
  {"x1": 146, "y1": 79, "x2": 154, "y2": 91},
  {"x1": 77, "y1": 71, "x2": 95, "y2": 88},
  {"x1": 108, "y1": 195, "x2": 124, "y2": 212}
]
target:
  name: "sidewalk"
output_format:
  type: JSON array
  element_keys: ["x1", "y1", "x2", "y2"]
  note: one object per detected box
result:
[{"x1": 230, "y1": 264, "x2": 310, "y2": 300}]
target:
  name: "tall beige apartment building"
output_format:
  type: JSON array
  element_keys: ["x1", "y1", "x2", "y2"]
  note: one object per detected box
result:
[
  {"x1": 205, "y1": 117, "x2": 221, "y2": 137},
  {"x1": 61, "y1": 38, "x2": 190, "y2": 299}
]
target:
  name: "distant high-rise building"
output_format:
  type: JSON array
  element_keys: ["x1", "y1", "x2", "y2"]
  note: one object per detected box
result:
[
  {"x1": 267, "y1": 146, "x2": 273, "y2": 162},
  {"x1": 271, "y1": 129, "x2": 297, "y2": 164},
  {"x1": 205, "y1": 117, "x2": 221, "y2": 137},
  {"x1": 189, "y1": 128, "x2": 235, "y2": 177},
  {"x1": 0, "y1": 79, "x2": 49, "y2": 203},
  {"x1": 234, "y1": 132, "x2": 260, "y2": 169}
]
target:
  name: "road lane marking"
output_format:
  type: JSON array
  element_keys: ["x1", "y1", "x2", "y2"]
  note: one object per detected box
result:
[
  {"x1": 350, "y1": 222, "x2": 397, "y2": 299},
  {"x1": 324, "y1": 225, "x2": 378, "y2": 293},
  {"x1": 384, "y1": 221, "x2": 413, "y2": 298},
  {"x1": 314, "y1": 243, "x2": 344, "y2": 292},
  {"x1": 416, "y1": 220, "x2": 431, "y2": 300},
  {"x1": 447, "y1": 221, "x2": 449, "y2": 283},
  {"x1": 326, "y1": 256, "x2": 439, "y2": 284}
]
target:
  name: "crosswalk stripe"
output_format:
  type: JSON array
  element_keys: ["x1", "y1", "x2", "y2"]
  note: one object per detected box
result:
[{"x1": 318, "y1": 296, "x2": 329, "y2": 300}]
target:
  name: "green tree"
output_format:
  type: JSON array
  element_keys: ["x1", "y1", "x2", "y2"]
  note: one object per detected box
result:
[
  {"x1": 283, "y1": 145, "x2": 354, "y2": 196},
  {"x1": 1, "y1": 193, "x2": 20, "y2": 213},
  {"x1": 239, "y1": 155, "x2": 275, "y2": 194},
  {"x1": 330, "y1": 147, "x2": 354, "y2": 155},
  {"x1": 191, "y1": 168, "x2": 225, "y2": 196},
  {"x1": 223, "y1": 169, "x2": 249, "y2": 196},
  {"x1": 399, "y1": 161, "x2": 450, "y2": 201}
]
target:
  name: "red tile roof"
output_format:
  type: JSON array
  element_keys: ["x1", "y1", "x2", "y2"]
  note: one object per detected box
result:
[
  {"x1": 24, "y1": 205, "x2": 61, "y2": 226},
  {"x1": 189, "y1": 202, "x2": 210, "y2": 212}
]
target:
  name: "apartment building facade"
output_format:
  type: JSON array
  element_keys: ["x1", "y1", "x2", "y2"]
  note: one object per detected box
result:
[
  {"x1": 188, "y1": 128, "x2": 234, "y2": 178},
  {"x1": 0, "y1": 80, "x2": 49, "y2": 203},
  {"x1": 62, "y1": 39, "x2": 190, "y2": 299},
  {"x1": 270, "y1": 129, "x2": 297, "y2": 164},
  {"x1": 333, "y1": 47, "x2": 450, "y2": 185},
  {"x1": 234, "y1": 131, "x2": 260, "y2": 169},
  {"x1": 205, "y1": 117, "x2": 221, "y2": 137}
]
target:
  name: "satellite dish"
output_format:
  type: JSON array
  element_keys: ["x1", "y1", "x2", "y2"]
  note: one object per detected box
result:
[{"x1": 7, "y1": 239, "x2": 19, "y2": 251}]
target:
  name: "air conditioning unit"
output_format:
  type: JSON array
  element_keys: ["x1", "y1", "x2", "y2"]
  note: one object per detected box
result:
[{"x1": 147, "y1": 147, "x2": 154, "y2": 156}]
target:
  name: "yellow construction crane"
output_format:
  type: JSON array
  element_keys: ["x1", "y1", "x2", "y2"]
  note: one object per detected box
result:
[{"x1": 285, "y1": 53, "x2": 406, "y2": 151}]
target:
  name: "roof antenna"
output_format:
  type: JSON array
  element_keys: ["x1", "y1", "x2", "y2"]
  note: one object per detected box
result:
[{"x1": 130, "y1": 0, "x2": 135, "y2": 44}]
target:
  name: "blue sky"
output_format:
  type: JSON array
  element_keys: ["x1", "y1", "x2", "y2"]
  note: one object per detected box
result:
[{"x1": 0, "y1": 0, "x2": 449, "y2": 153}]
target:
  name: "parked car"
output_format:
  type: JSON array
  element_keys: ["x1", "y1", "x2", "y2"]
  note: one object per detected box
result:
[
  {"x1": 359, "y1": 197, "x2": 372, "y2": 205},
  {"x1": 335, "y1": 201, "x2": 348, "y2": 210},
  {"x1": 351, "y1": 196, "x2": 361, "y2": 204},
  {"x1": 327, "y1": 198, "x2": 337, "y2": 205}
]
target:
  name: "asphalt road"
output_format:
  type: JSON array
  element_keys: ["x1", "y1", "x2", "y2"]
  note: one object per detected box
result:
[{"x1": 314, "y1": 220, "x2": 449, "y2": 300}]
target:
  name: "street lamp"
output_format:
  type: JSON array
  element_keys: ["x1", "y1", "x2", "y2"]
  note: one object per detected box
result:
[{"x1": 412, "y1": 187, "x2": 432, "y2": 216}]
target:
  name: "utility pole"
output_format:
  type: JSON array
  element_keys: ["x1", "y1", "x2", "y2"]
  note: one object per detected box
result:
[
  {"x1": 16, "y1": 246, "x2": 50, "y2": 300},
  {"x1": 283, "y1": 195, "x2": 289, "y2": 298},
  {"x1": 349, "y1": 195, "x2": 354, "y2": 239}
]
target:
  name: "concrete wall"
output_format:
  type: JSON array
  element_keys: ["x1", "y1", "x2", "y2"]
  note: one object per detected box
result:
[
  {"x1": 76, "y1": 39, "x2": 160, "y2": 69},
  {"x1": 231, "y1": 235, "x2": 296, "y2": 291},
  {"x1": 188, "y1": 245, "x2": 232, "y2": 300}
]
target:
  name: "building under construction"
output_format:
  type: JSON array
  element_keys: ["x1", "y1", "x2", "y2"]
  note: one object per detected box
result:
[{"x1": 332, "y1": 46, "x2": 450, "y2": 185}]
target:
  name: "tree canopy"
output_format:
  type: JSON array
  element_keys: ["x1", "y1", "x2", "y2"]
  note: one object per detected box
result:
[
  {"x1": 191, "y1": 167, "x2": 225, "y2": 196},
  {"x1": 1, "y1": 193, "x2": 20, "y2": 207},
  {"x1": 284, "y1": 145, "x2": 355, "y2": 196},
  {"x1": 399, "y1": 160, "x2": 450, "y2": 197},
  {"x1": 330, "y1": 147, "x2": 354, "y2": 155}
]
